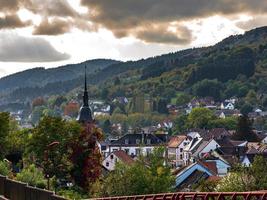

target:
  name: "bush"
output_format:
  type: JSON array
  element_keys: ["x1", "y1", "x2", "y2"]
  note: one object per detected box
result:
[
  {"x1": 16, "y1": 164, "x2": 47, "y2": 189},
  {"x1": 0, "y1": 161, "x2": 11, "y2": 176}
]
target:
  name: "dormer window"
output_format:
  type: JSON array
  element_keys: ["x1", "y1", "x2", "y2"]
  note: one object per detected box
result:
[{"x1": 110, "y1": 155, "x2": 114, "y2": 159}]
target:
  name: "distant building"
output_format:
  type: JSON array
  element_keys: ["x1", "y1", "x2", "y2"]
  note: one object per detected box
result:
[{"x1": 103, "y1": 150, "x2": 134, "y2": 171}]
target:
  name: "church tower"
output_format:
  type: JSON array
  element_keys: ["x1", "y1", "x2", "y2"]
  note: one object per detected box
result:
[{"x1": 77, "y1": 66, "x2": 93, "y2": 123}]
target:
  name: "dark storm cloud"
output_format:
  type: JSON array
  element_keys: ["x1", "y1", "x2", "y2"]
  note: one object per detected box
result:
[
  {"x1": 79, "y1": 0, "x2": 267, "y2": 44},
  {"x1": 1, "y1": 0, "x2": 267, "y2": 44},
  {"x1": 0, "y1": 15, "x2": 31, "y2": 29},
  {"x1": 0, "y1": 34, "x2": 70, "y2": 62},
  {"x1": 33, "y1": 18, "x2": 71, "y2": 35}
]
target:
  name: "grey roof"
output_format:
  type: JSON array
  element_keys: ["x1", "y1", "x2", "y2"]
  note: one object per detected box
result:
[{"x1": 110, "y1": 133, "x2": 164, "y2": 146}]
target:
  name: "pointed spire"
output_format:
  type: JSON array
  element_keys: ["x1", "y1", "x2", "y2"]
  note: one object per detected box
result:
[{"x1": 77, "y1": 65, "x2": 93, "y2": 123}]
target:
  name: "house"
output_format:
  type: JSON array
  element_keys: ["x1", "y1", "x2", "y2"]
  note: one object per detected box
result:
[
  {"x1": 174, "y1": 161, "x2": 217, "y2": 191},
  {"x1": 192, "y1": 139, "x2": 221, "y2": 159},
  {"x1": 183, "y1": 136, "x2": 203, "y2": 165},
  {"x1": 168, "y1": 135, "x2": 191, "y2": 167},
  {"x1": 220, "y1": 102, "x2": 235, "y2": 110},
  {"x1": 215, "y1": 109, "x2": 241, "y2": 119},
  {"x1": 103, "y1": 133, "x2": 166, "y2": 158},
  {"x1": 102, "y1": 150, "x2": 134, "y2": 171},
  {"x1": 202, "y1": 154, "x2": 231, "y2": 177}
]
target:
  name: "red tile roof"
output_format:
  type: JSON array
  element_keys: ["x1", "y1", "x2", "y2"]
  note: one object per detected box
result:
[
  {"x1": 168, "y1": 135, "x2": 187, "y2": 148},
  {"x1": 113, "y1": 150, "x2": 135, "y2": 165}
]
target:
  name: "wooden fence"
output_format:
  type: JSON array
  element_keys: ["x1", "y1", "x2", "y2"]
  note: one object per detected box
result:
[
  {"x1": 93, "y1": 191, "x2": 267, "y2": 200},
  {"x1": 0, "y1": 175, "x2": 67, "y2": 200}
]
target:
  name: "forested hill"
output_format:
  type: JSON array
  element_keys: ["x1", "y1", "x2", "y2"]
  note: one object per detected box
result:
[
  {"x1": 0, "y1": 59, "x2": 119, "y2": 94},
  {"x1": 2, "y1": 26, "x2": 267, "y2": 106}
]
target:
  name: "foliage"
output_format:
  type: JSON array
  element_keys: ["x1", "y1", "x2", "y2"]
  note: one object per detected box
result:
[
  {"x1": 187, "y1": 108, "x2": 214, "y2": 129},
  {"x1": 69, "y1": 122, "x2": 103, "y2": 189},
  {"x1": 250, "y1": 155, "x2": 267, "y2": 189},
  {"x1": 215, "y1": 156, "x2": 267, "y2": 192},
  {"x1": 16, "y1": 164, "x2": 47, "y2": 189},
  {"x1": 232, "y1": 115, "x2": 259, "y2": 142},
  {"x1": 192, "y1": 79, "x2": 223, "y2": 101},
  {"x1": 27, "y1": 116, "x2": 81, "y2": 180},
  {"x1": 0, "y1": 112, "x2": 10, "y2": 159},
  {"x1": 57, "y1": 186, "x2": 87, "y2": 200},
  {"x1": 0, "y1": 161, "x2": 11, "y2": 176}
]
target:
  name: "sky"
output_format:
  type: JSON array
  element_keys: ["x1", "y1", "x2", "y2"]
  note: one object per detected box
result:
[{"x1": 0, "y1": 0, "x2": 266, "y2": 78}]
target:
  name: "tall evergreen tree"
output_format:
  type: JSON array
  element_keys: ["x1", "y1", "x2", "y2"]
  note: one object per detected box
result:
[{"x1": 232, "y1": 115, "x2": 258, "y2": 142}]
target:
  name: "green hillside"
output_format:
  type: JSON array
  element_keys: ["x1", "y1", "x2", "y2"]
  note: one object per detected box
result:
[{"x1": 2, "y1": 26, "x2": 267, "y2": 109}]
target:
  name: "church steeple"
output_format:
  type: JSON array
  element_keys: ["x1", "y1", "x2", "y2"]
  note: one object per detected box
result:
[{"x1": 77, "y1": 65, "x2": 93, "y2": 123}]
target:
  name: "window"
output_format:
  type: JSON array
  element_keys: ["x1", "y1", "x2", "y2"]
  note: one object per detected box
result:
[
  {"x1": 146, "y1": 148, "x2": 152, "y2": 155},
  {"x1": 125, "y1": 139, "x2": 129, "y2": 145},
  {"x1": 110, "y1": 155, "x2": 114, "y2": 159},
  {"x1": 136, "y1": 139, "x2": 141, "y2": 144},
  {"x1": 147, "y1": 139, "x2": 151, "y2": 145},
  {"x1": 183, "y1": 142, "x2": 187, "y2": 146},
  {"x1": 124, "y1": 149, "x2": 129, "y2": 154},
  {"x1": 106, "y1": 162, "x2": 109, "y2": 167},
  {"x1": 136, "y1": 148, "x2": 141, "y2": 156},
  {"x1": 180, "y1": 148, "x2": 183, "y2": 153},
  {"x1": 180, "y1": 155, "x2": 183, "y2": 159}
]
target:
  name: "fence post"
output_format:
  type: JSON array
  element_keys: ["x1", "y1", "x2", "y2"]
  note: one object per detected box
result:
[{"x1": 0, "y1": 175, "x2": 6, "y2": 196}]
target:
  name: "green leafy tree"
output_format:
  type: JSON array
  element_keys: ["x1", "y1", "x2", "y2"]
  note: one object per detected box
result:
[
  {"x1": 250, "y1": 155, "x2": 267, "y2": 190},
  {"x1": 27, "y1": 116, "x2": 81, "y2": 180},
  {"x1": 0, "y1": 112, "x2": 10, "y2": 159},
  {"x1": 187, "y1": 108, "x2": 214, "y2": 129},
  {"x1": 16, "y1": 164, "x2": 47, "y2": 189},
  {"x1": 192, "y1": 79, "x2": 223, "y2": 101},
  {"x1": 0, "y1": 161, "x2": 11, "y2": 176}
]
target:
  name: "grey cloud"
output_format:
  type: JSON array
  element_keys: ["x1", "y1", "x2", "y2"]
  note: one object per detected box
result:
[
  {"x1": 135, "y1": 25, "x2": 192, "y2": 44},
  {"x1": 33, "y1": 18, "x2": 71, "y2": 35},
  {"x1": 27, "y1": 0, "x2": 77, "y2": 17},
  {"x1": 236, "y1": 15, "x2": 267, "y2": 30},
  {"x1": 0, "y1": 33, "x2": 70, "y2": 62},
  {"x1": 0, "y1": 0, "x2": 20, "y2": 12},
  {"x1": 0, "y1": 15, "x2": 31, "y2": 29}
]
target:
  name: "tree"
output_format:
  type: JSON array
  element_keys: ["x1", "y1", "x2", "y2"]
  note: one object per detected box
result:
[
  {"x1": 69, "y1": 122, "x2": 103, "y2": 190},
  {"x1": 27, "y1": 116, "x2": 81, "y2": 180},
  {"x1": 102, "y1": 119, "x2": 112, "y2": 135},
  {"x1": 232, "y1": 115, "x2": 258, "y2": 142},
  {"x1": 192, "y1": 79, "x2": 223, "y2": 101},
  {"x1": 157, "y1": 98, "x2": 168, "y2": 114},
  {"x1": 187, "y1": 108, "x2": 214, "y2": 129},
  {"x1": 240, "y1": 103, "x2": 253, "y2": 115},
  {"x1": 16, "y1": 164, "x2": 47, "y2": 189},
  {"x1": 0, "y1": 112, "x2": 10, "y2": 159},
  {"x1": 32, "y1": 97, "x2": 46, "y2": 108},
  {"x1": 250, "y1": 155, "x2": 267, "y2": 190},
  {"x1": 215, "y1": 172, "x2": 254, "y2": 192}
]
